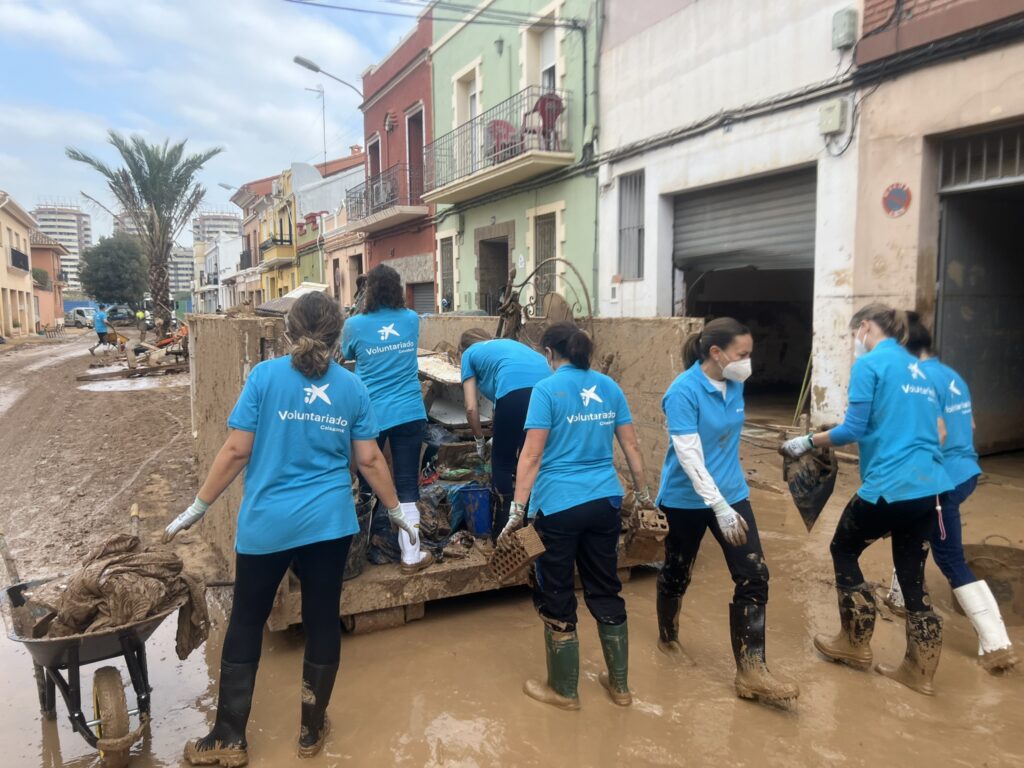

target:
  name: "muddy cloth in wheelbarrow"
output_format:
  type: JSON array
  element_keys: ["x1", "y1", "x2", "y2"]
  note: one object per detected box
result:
[{"x1": 45, "y1": 534, "x2": 208, "y2": 659}]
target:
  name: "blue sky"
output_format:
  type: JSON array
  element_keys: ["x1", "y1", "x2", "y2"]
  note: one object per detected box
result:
[{"x1": 0, "y1": 0, "x2": 419, "y2": 240}]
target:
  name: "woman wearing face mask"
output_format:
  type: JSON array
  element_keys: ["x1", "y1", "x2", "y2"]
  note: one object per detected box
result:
[
  {"x1": 782, "y1": 303, "x2": 953, "y2": 695},
  {"x1": 499, "y1": 322, "x2": 652, "y2": 710},
  {"x1": 656, "y1": 318, "x2": 799, "y2": 707}
]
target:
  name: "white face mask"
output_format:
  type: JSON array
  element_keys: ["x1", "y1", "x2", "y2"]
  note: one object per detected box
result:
[
  {"x1": 721, "y1": 357, "x2": 752, "y2": 383},
  {"x1": 854, "y1": 330, "x2": 869, "y2": 359}
]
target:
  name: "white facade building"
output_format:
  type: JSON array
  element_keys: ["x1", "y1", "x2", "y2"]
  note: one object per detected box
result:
[
  {"x1": 192, "y1": 211, "x2": 242, "y2": 244},
  {"x1": 31, "y1": 203, "x2": 92, "y2": 291},
  {"x1": 169, "y1": 246, "x2": 195, "y2": 296},
  {"x1": 198, "y1": 233, "x2": 242, "y2": 313},
  {"x1": 598, "y1": 0, "x2": 861, "y2": 424}
]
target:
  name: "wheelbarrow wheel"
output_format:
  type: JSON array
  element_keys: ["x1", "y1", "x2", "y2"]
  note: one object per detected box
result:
[{"x1": 93, "y1": 666, "x2": 130, "y2": 768}]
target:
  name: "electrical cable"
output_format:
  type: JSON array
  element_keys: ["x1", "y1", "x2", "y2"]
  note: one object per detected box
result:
[
  {"x1": 283, "y1": 0, "x2": 578, "y2": 29},
  {"x1": 380, "y1": 0, "x2": 557, "y2": 25}
]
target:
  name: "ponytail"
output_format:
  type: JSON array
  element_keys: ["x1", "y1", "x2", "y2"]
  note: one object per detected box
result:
[
  {"x1": 683, "y1": 317, "x2": 750, "y2": 367},
  {"x1": 541, "y1": 321, "x2": 593, "y2": 370},
  {"x1": 850, "y1": 303, "x2": 909, "y2": 344}
]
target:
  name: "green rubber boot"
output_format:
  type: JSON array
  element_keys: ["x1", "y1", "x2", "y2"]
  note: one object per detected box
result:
[
  {"x1": 523, "y1": 627, "x2": 580, "y2": 710},
  {"x1": 597, "y1": 621, "x2": 632, "y2": 706}
]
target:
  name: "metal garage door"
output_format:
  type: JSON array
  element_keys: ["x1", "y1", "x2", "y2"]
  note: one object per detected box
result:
[
  {"x1": 410, "y1": 282, "x2": 436, "y2": 314},
  {"x1": 673, "y1": 167, "x2": 817, "y2": 271}
]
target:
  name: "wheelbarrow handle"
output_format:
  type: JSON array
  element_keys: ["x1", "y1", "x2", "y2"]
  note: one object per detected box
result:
[{"x1": 0, "y1": 529, "x2": 21, "y2": 586}]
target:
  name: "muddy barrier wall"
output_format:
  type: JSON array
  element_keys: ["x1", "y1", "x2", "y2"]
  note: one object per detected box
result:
[{"x1": 190, "y1": 313, "x2": 700, "y2": 574}]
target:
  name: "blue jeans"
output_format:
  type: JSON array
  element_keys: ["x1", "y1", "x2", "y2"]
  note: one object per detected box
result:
[
  {"x1": 931, "y1": 475, "x2": 979, "y2": 589},
  {"x1": 375, "y1": 419, "x2": 426, "y2": 503}
]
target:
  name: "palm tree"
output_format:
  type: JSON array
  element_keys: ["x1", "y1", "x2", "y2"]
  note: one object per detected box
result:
[{"x1": 67, "y1": 131, "x2": 223, "y2": 324}]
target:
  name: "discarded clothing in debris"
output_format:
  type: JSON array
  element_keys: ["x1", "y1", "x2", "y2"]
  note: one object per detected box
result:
[{"x1": 47, "y1": 534, "x2": 209, "y2": 659}]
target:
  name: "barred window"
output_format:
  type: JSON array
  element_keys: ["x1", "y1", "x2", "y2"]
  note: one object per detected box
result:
[
  {"x1": 440, "y1": 237, "x2": 454, "y2": 312},
  {"x1": 618, "y1": 172, "x2": 645, "y2": 279},
  {"x1": 534, "y1": 213, "x2": 557, "y2": 315}
]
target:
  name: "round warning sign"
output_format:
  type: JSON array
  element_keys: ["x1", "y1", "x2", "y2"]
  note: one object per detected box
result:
[{"x1": 882, "y1": 183, "x2": 912, "y2": 217}]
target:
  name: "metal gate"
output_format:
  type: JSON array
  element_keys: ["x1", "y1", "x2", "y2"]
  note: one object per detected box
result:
[
  {"x1": 533, "y1": 213, "x2": 557, "y2": 314},
  {"x1": 673, "y1": 167, "x2": 817, "y2": 271},
  {"x1": 410, "y1": 282, "x2": 435, "y2": 314},
  {"x1": 440, "y1": 237, "x2": 454, "y2": 312}
]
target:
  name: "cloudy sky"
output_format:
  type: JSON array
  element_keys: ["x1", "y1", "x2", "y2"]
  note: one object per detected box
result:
[{"x1": 0, "y1": 0, "x2": 419, "y2": 240}]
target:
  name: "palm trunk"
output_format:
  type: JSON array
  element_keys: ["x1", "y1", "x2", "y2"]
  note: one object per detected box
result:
[{"x1": 149, "y1": 240, "x2": 173, "y2": 326}]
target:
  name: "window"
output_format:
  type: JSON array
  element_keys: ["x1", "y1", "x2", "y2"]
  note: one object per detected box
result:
[
  {"x1": 440, "y1": 237, "x2": 454, "y2": 312},
  {"x1": 618, "y1": 172, "x2": 645, "y2": 280},
  {"x1": 540, "y1": 26, "x2": 556, "y2": 90},
  {"x1": 534, "y1": 213, "x2": 557, "y2": 313}
]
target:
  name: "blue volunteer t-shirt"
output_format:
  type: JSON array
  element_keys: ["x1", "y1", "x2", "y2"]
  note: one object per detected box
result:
[
  {"x1": 461, "y1": 339, "x2": 550, "y2": 402},
  {"x1": 656, "y1": 361, "x2": 749, "y2": 510},
  {"x1": 341, "y1": 307, "x2": 426, "y2": 431},
  {"x1": 228, "y1": 356, "x2": 379, "y2": 554},
  {"x1": 848, "y1": 338, "x2": 952, "y2": 503},
  {"x1": 524, "y1": 365, "x2": 632, "y2": 516},
  {"x1": 94, "y1": 310, "x2": 108, "y2": 333},
  {"x1": 921, "y1": 357, "x2": 981, "y2": 487}
]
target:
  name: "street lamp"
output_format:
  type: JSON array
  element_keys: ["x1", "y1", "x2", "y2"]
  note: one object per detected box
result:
[
  {"x1": 293, "y1": 56, "x2": 362, "y2": 100},
  {"x1": 218, "y1": 183, "x2": 237, "y2": 191}
]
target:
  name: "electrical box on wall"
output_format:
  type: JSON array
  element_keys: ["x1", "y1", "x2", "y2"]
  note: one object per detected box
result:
[
  {"x1": 832, "y1": 8, "x2": 858, "y2": 50},
  {"x1": 819, "y1": 98, "x2": 848, "y2": 136}
]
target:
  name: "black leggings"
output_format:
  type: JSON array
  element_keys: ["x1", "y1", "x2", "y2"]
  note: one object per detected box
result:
[
  {"x1": 491, "y1": 387, "x2": 532, "y2": 498},
  {"x1": 657, "y1": 500, "x2": 769, "y2": 606},
  {"x1": 830, "y1": 494, "x2": 937, "y2": 612},
  {"x1": 222, "y1": 537, "x2": 352, "y2": 665}
]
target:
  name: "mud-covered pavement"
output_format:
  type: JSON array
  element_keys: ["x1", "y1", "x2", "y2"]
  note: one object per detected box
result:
[{"x1": 1, "y1": 337, "x2": 1023, "y2": 767}]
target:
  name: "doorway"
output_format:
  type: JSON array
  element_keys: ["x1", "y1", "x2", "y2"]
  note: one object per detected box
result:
[
  {"x1": 407, "y1": 110, "x2": 424, "y2": 201},
  {"x1": 347, "y1": 254, "x2": 363, "y2": 304},
  {"x1": 478, "y1": 238, "x2": 509, "y2": 315},
  {"x1": 938, "y1": 186, "x2": 1024, "y2": 454}
]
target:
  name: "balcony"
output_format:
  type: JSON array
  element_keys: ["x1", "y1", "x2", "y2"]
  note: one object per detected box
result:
[
  {"x1": 240, "y1": 248, "x2": 253, "y2": 271},
  {"x1": 345, "y1": 163, "x2": 429, "y2": 234},
  {"x1": 259, "y1": 237, "x2": 295, "y2": 270},
  {"x1": 423, "y1": 86, "x2": 573, "y2": 205},
  {"x1": 9, "y1": 247, "x2": 30, "y2": 272}
]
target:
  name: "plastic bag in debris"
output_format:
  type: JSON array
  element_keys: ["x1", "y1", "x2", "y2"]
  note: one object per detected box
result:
[
  {"x1": 423, "y1": 423, "x2": 462, "y2": 471},
  {"x1": 782, "y1": 447, "x2": 838, "y2": 532},
  {"x1": 418, "y1": 484, "x2": 452, "y2": 544},
  {"x1": 367, "y1": 499, "x2": 401, "y2": 565}
]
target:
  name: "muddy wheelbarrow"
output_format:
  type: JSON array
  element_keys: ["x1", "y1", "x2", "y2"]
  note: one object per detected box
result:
[{"x1": 1, "y1": 578, "x2": 185, "y2": 768}]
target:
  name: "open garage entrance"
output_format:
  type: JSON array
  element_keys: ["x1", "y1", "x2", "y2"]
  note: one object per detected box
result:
[
  {"x1": 672, "y1": 167, "x2": 817, "y2": 420},
  {"x1": 937, "y1": 124, "x2": 1024, "y2": 454}
]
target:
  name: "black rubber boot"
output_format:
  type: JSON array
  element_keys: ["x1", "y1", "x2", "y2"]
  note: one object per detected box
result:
[
  {"x1": 814, "y1": 584, "x2": 876, "y2": 670},
  {"x1": 877, "y1": 610, "x2": 943, "y2": 696},
  {"x1": 729, "y1": 603, "x2": 799, "y2": 706},
  {"x1": 298, "y1": 660, "x2": 339, "y2": 758},
  {"x1": 656, "y1": 591, "x2": 695, "y2": 664},
  {"x1": 185, "y1": 660, "x2": 258, "y2": 767}
]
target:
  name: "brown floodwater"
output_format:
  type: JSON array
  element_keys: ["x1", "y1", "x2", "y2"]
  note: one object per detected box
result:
[{"x1": 3, "y1": 484, "x2": 1023, "y2": 767}]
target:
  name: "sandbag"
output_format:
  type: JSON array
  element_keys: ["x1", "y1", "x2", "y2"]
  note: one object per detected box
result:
[{"x1": 782, "y1": 448, "x2": 838, "y2": 532}]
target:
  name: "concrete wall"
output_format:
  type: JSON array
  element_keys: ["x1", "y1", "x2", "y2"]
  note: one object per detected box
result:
[{"x1": 597, "y1": 0, "x2": 861, "y2": 423}]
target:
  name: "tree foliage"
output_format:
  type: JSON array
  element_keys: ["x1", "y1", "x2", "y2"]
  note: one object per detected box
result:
[
  {"x1": 67, "y1": 131, "x2": 223, "y2": 323},
  {"x1": 79, "y1": 233, "x2": 149, "y2": 305}
]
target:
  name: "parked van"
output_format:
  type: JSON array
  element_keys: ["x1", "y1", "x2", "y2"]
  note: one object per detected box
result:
[{"x1": 65, "y1": 307, "x2": 95, "y2": 328}]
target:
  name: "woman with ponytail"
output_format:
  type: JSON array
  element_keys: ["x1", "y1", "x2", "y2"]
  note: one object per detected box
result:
[
  {"x1": 342, "y1": 264, "x2": 432, "y2": 573},
  {"x1": 501, "y1": 322, "x2": 651, "y2": 710},
  {"x1": 656, "y1": 317, "x2": 799, "y2": 707},
  {"x1": 782, "y1": 303, "x2": 953, "y2": 695},
  {"x1": 164, "y1": 291, "x2": 414, "y2": 764}
]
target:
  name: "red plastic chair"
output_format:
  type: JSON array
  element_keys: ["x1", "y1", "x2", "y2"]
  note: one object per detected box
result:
[
  {"x1": 530, "y1": 93, "x2": 564, "y2": 150},
  {"x1": 487, "y1": 119, "x2": 519, "y2": 163}
]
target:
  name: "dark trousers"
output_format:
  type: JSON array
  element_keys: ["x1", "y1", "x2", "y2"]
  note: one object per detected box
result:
[
  {"x1": 490, "y1": 388, "x2": 532, "y2": 537},
  {"x1": 830, "y1": 494, "x2": 937, "y2": 612},
  {"x1": 932, "y1": 476, "x2": 979, "y2": 589},
  {"x1": 222, "y1": 537, "x2": 352, "y2": 666},
  {"x1": 657, "y1": 500, "x2": 769, "y2": 606},
  {"x1": 373, "y1": 419, "x2": 426, "y2": 503},
  {"x1": 533, "y1": 499, "x2": 626, "y2": 632}
]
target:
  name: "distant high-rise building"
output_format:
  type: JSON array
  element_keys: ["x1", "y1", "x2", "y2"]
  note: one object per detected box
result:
[
  {"x1": 169, "y1": 247, "x2": 195, "y2": 295},
  {"x1": 112, "y1": 212, "x2": 144, "y2": 237},
  {"x1": 192, "y1": 211, "x2": 242, "y2": 244},
  {"x1": 31, "y1": 202, "x2": 92, "y2": 291}
]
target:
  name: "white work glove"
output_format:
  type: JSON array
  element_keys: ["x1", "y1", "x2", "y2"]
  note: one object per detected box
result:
[
  {"x1": 387, "y1": 503, "x2": 418, "y2": 546},
  {"x1": 712, "y1": 499, "x2": 749, "y2": 547},
  {"x1": 475, "y1": 436, "x2": 487, "y2": 460},
  {"x1": 163, "y1": 497, "x2": 209, "y2": 542},
  {"x1": 781, "y1": 434, "x2": 814, "y2": 458},
  {"x1": 496, "y1": 501, "x2": 527, "y2": 549},
  {"x1": 634, "y1": 485, "x2": 655, "y2": 510}
]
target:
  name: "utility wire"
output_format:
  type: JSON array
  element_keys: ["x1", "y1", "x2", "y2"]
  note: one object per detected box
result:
[
  {"x1": 379, "y1": 0, "x2": 558, "y2": 25},
  {"x1": 283, "y1": 0, "x2": 578, "y2": 29}
]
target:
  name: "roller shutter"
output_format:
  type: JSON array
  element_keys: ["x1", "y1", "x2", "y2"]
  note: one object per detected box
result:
[
  {"x1": 410, "y1": 282, "x2": 436, "y2": 314},
  {"x1": 673, "y1": 168, "x2": 817, "y2": 271}
]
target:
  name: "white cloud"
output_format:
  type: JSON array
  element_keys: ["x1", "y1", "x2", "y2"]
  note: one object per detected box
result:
[{"x1": 0, "y1": 1, "x2": 123, "y2": 63}]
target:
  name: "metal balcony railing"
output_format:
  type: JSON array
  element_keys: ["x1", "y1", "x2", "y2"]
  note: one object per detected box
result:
[
  {"x1": 346, "y1": 163, "x2": 424, "y2": 221},
  {"x1": 424, "y1": 86, "x2": 571, "y2": 193},
  {"x1": 10, "y1": 247, "x2": 29, "y2": 271},
  {"x1": 240, "y1": 249, "x2": 253, "y2": 270},
  {"x1": 260, "y1": 236, "x2": 293, "y2": 254}
]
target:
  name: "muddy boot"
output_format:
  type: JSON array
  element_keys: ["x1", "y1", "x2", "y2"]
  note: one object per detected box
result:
[
  {"x1": 523, "y1": 627, "x2": 580, "y2": 710},
  {"x1": 656, "y1": 591, "x2": 695, "y2": 665},
  {"x1": 298, "y1": 660, "x2": 338, "y2": 758},
  {"x1": 730, "y1": 603, "x2": 799, "y2": 706},
  {"x1": 954, "y1": 580, "x2": 1019, "y2": 674},
  {"x1": 185, "y1": 660, "x2": 258, "y2": 767},
  {"x1": 877, "y1": 611, "x2": 943, "y2": 695},
  {"x1": 814, "y1": 584, "x2": 876, "y2": 671},
  {"x1": 597, "y1": 621, "x2": 631, "y2": 706}
]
